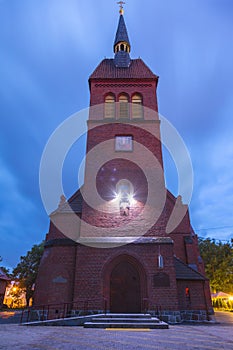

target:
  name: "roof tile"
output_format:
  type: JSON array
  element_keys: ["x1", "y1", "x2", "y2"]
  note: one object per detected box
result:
[
  {"x1": 175, "y1": 258, "x2": 206, "y2": 281},
  {"x1": 114, "y1": 14, "x2": 130, "y2": 47},
  {"x1": 89, "y1": 59, "x2": 158, "y2": 80}
]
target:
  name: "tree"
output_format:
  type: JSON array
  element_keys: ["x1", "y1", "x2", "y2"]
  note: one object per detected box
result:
[
  {"x1": 13, "y1": 242, "x2": 44, "y2": 306},
  {"x1": 0, "y1": 256, "x2": 11, "y2": 277},
  {"x1": 199, "y1": 238, "x2": 233, "y2": 293},
  {"x1": 0, "y1": 266, "x2": 10, "y2": 276}
]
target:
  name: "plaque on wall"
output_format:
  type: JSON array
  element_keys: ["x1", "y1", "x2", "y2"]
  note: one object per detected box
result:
[{"x1": 153, "y1": 272, "x2": 170, "y2": 287}]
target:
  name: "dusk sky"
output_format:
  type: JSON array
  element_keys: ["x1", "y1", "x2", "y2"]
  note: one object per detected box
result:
[{"x1": 1, "y1": 0, "x2": 233, "y2": 270}]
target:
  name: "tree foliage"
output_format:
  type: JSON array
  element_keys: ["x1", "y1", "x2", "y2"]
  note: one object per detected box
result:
[
  {"x1": 0, "y1": 266, "x2": 10, "y2": 276},
  {"x1": 12, "y1": 242, "x2": 44, "y2": 306},
  {"x1": 0, "y1": 256, "x2": 11, "y2": 277},
  {"x1": 199, "y1": 237, "x2": 233, "y2": 293}
]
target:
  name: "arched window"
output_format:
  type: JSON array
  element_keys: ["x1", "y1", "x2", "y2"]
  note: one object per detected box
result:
[
  {"x1": 132, "y1": 94, "x2": 143, "y2": 119},
  {"x1": 104, "y1": 94, "x2": 115, "y2": 119},
  {"x1": 119, "y1": 94, "x2": 129, "y2": 119}
]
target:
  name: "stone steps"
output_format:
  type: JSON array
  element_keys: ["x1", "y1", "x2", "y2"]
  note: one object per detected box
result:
[
  {"x1": 84, "y1": 322, "x2": 168, "y2": 329},
  {"x1": 93, "y1": 313, "x2": 152, "y2": 319},
  {"x1": 91, "y1": 317, "x2": 161, "y2": 323},
  {"x1": 84, "y1": 313, "x2": 169, "y2": 329}
]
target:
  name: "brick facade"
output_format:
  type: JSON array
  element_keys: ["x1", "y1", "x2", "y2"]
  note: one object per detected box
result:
[{"x1": 34, "y1": 13, "x2": 213, "y2": 322}]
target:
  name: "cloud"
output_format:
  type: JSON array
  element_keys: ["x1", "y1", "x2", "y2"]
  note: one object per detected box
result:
[
  {"x1": 190, "y1": 135, "x2": 233, "y2": 241},
  {"x1": 0, "y1": 159, "x2": 46, "y2": 268},
  {"x1": 0, "y1": 0, "x2": 233, "y2": 267}
]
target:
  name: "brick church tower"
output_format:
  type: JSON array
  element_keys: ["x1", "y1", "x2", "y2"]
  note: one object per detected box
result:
[{"x1": 34, "y1": 8, "x2": 213, "y2": 322}]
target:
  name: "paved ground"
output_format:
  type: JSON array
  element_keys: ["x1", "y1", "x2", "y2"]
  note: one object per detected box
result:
[{"x1": 0, "y1": 311, "x2": 232, "y2": 350}]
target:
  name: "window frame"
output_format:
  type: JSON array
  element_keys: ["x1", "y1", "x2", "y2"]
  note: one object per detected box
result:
[
  {"x1": 118, "y1": 94, "x2": 130, "y2": 119},
  {"x1": 104, "y1": 94, "x2": 116, "y2": 119},
  {"x1": 115, "y1": 135, "x2": 133, "y2": 152},
  {"x1": 132, "y1": 93, "x2": 144, "y2": 119}
]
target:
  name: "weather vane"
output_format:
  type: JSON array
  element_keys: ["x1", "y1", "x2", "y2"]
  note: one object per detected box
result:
[{"x1": 117, "y1": 1, "x2": 125, "y2": 15}]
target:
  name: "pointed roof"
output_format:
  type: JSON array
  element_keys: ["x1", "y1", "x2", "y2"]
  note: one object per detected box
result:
[
  {"x1": 114, "y1": 14, "x2": 130, "y2": 48},
  {"x1": 113, "y1": 13, "x2": 131, "y2": 68},
  {"x1": 89, "y1": 58, "x2": 158, "y2": 80}
]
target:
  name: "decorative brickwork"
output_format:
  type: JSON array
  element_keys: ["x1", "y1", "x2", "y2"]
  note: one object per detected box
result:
[{"x1": 34, "y1": 12, "x2": 213, "y2": 323}]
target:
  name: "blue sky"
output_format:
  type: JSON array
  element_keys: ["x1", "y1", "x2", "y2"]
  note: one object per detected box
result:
[{"x1": 1, "y1": 0, "x2": 233, "y2": 269}]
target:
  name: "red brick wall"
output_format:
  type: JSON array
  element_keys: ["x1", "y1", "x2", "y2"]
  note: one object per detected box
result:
[
  {"x1": 177, "y1": 280, "x2": 207, "y2": 311},
  {"x1": 80, "y1": 120, "x2": 166, "y2": 235},
  {"x1": 73, "y1": 242, "x2": 179, "y2": 312},
  {"x1": 34, "y1": 62, "x2": 212, "y2": 317},
  {"x1": 34, "y1": 243, "x2": 76, "y2": 306},
  {"x1": 86, "y1": 123, "x2": 163, "y2": 165},
  {"x1": 89, "y1": 79, "x2": 158, "y2": 112}
]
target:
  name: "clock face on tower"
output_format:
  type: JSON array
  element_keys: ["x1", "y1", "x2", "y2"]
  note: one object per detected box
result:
[{"x1": 115, "y1": 135, "x2": 133, "y2": 151}]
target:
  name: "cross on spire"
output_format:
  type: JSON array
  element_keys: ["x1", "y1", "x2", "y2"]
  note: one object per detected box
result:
[{"x1": 117, "y1": 1, "x2": 125, "y2": 15}]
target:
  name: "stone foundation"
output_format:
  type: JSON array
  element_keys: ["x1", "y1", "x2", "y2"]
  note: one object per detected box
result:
[{"x1": 150, "y1": 309, "x2": 215, "y2": 324}]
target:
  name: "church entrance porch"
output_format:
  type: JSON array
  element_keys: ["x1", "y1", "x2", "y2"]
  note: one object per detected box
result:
[{"x1": 110, "y1": 261, "x2": 141, "y2": 313}]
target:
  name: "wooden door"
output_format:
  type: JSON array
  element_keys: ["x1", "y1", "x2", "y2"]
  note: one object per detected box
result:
[{"x1": 110, "y1": 261, "x2": 141, "y2": 313}]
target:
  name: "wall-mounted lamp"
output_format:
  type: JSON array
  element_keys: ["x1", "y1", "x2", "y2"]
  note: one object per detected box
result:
[
  {"x1": 158, "y1": 254, "x2": 164, "y2": 269},
  {"x1": 158, "y1": 246, "x2": 164, "y2": 269},
  {"x1": 119, "y1": 192, "x2": 131, "y2": 216},
  {"x1": 115, "y1": 179, "x2": 135, "y2": 216}
]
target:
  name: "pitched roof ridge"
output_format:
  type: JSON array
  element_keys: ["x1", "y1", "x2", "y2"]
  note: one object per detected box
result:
[
  {"x1": 174, "y1": 257, "x2": 207, "y2": 280},
  {"x1": 135, "y1": 58, "x2": 158, "y2": 78},
  {"x1": 89, "y1": 59, "x2": 107, "y2": 79},
  {"x1": 89, "y1": 58, "x2": 158, "y2": 80},
  {"x1": 68, "y1": 186, "x2": 83, "y2": 203},
  {"x1": 167, "y1": 189, "x2": 176, "y2": 202}
]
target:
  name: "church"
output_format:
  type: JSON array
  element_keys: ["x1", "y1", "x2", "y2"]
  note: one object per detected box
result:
[{"x1": 34, "y1": 6, "x2": 213, "y2": 323}]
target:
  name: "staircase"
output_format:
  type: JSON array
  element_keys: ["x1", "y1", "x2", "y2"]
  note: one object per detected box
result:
[{"x1": 84, "y1": 313, "x2": 169, "y2": 329}]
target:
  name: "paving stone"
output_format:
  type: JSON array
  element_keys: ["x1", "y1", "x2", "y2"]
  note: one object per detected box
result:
[{"x1": 0, "y1": 311, "x2": 232, "y2": 350}]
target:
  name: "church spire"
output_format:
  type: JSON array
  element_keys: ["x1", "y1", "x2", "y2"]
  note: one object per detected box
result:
[{"x1": 114, "y1": 3, "x2": 131, "y2": 68}]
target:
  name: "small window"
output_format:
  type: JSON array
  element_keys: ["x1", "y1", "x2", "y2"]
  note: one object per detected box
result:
[
  {"x1": 115, "y1": 136, "x2": 133, "y2": 151},
  {"x1": 119, "y1": 94, "x2": 129, "y2": 119},
  {"x1": 132, "y1": 94, "x2": 143, "y2": 119},
  {"x1": 104, "y1": 94, "x2": 115, "y2": 119}
]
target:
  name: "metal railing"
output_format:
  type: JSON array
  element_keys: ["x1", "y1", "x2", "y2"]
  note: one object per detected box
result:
[
  {"x1": 20, "y1": 300, "x2": 90, "y2": 324},
  {"x1": 20, "y1": 299, "x2": 162, "y2": 324}
]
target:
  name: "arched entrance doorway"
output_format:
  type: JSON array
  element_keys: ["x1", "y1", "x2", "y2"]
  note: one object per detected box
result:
[{"x1": 110, "y1": 260, "x2": 141, "y2": 313}]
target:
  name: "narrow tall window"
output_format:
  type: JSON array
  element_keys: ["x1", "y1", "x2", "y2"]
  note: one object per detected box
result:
[
  {"x1": 132, "y1": 94, "x2": 143, "y2": 119},
  {"x1": 119, "y1": 94, "x2": 129, "y2": 119},
  {"x1": 104, "y1": 94, "x2": 115, "y2": 119}
]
